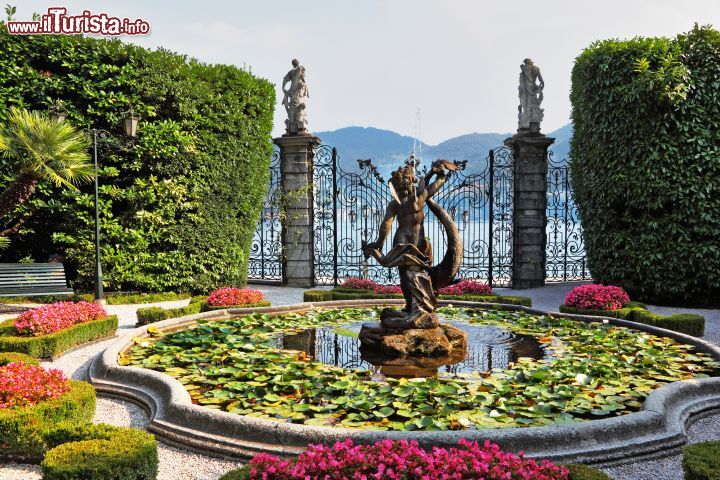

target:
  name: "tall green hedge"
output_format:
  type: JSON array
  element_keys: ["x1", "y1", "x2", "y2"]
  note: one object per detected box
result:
[
  {"x1": 570, "y1": 25, "x2": 720, "y2": 304},
  {"x1": 0, "y1": 24, "x2": 275, "y2": 293}
]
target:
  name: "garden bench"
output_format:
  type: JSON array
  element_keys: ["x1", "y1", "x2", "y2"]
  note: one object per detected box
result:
[{"x1": 0, "y1": 263, "x2": 74, "y2": 297}]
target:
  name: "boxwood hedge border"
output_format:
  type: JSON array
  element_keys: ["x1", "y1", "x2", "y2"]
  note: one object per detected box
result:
[
  {"x1": 303, "y1": 288, "x2": 532, "y2": 307},
  {"x1": 0, "y1": 379, "x2": 96, "y2": 461},
  {"x1": 0, "y1": 315, "x2": 119, "y2": 358},
  {"x1": 559, "y1": 304, "x2": 704, "y2": 336}
]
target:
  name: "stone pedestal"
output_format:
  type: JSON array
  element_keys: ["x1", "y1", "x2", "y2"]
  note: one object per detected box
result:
[
  {"x1": 504, "y1": 132, "x2": 554, "y2": 289},
  {"x1": 273, "y1": 134, "x2": 321, "y2": 287}
]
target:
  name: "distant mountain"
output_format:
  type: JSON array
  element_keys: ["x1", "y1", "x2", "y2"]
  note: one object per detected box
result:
[{"x1": 314, "y1": 124, "x2": 572, "y2": 177}]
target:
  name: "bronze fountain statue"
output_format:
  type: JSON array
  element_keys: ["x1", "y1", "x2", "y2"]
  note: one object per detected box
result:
[{"x1": 359, "y1": 158, "x2": 467, "y2": 363}]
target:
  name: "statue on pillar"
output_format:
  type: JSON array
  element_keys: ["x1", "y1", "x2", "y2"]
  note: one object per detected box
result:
[
  {"x1": 517, "y1": 58, "x2": 544, "y2": 132},
  {"x1": 282, "y1": 59, "x2": 309, "y2": 136}
]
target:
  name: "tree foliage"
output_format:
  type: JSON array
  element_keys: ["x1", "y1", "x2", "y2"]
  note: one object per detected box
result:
[
  {"x1": 0, "y1": 24, "x2": 275, "y2": 293},
  {"x1": 570, "y1": 24, "x2": 720, "y2": 304}
]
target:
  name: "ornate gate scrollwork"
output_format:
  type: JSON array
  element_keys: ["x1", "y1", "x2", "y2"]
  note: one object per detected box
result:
[{"x1": 313, "y1": 147, "x2": 514, "y2": 287}]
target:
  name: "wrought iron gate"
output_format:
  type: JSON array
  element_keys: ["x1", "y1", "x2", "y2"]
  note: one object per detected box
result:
[
  {"x1": 546, "y1": 152, "x2": 590, "y2": 281},
  {"x1": 313, "y1": 146, "x2": 514, "y2": 286},
  {"x1": 247, "y1": 148, "x2": 282, "y2": 282}
]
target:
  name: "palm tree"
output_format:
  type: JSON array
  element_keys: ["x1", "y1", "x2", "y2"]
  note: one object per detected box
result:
[{"x1": 0, "y1": 106, "x2": 93, "y2": 224}]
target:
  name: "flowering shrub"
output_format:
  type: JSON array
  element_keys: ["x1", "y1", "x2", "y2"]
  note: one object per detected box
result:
[
  {"x1": 0, "y1": 362, "x2": 70, "y2": 409},
  {"x1": 453, "y1": 279, "x2": 493, "y2": 295},
  {"x1": 564, "y1": 284, "x2": 630, "y2": 311},
  {"x1": 247, "y1": 439, "x2": 568, "y2": 480},
  {"x1": 207, "y1": 287, "x2": 265, "y2": 307},
  {"x1": 340, "y1": 277, "x2": 379, "y2": 291},
  {"x1": 374, "y1": 284, "x2": 403, "y2": 294},
  {"x1": 14, "y1": 301, "x2": 108, "y2": 337}
]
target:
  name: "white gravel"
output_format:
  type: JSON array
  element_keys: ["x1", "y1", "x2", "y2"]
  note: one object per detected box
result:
[{"x1": 1, "y1": 287, "x2": 719, "y2": 480}]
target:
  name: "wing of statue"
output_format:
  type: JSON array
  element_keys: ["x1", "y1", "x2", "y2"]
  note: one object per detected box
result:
[{"x1": 388, "y1": 180, "x2": 400, "y2": 203}]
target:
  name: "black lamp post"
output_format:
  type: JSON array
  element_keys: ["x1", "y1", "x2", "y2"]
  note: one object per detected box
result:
[
  {"x1": 89, "y1": 110, "x2": 139, "y2": 303},
  {"x1": 49, "y1": 104, "x2": 139, "y2": 303}
]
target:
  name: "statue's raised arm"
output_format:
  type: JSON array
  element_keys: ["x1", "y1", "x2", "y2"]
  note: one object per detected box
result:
[{"x1": 422, "y1": 159, "x2": 458, "y2": 199}]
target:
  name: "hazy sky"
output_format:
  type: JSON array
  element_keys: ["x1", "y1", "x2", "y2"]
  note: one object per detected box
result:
[{"x1": 15, "y1": 1, "x2": 720, "y2": 143}]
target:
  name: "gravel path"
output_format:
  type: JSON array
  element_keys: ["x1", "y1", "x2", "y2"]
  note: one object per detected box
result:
[{"x1": 1, "y1": 284, "x2": 718, "y2": 479}]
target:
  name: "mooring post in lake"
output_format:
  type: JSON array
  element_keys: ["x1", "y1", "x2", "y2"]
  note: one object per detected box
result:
[{"x1": 506, "y1": 58, "x2": 554, "y2": 289}]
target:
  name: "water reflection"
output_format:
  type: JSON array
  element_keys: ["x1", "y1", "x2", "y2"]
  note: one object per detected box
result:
[{"x1": 273, "y1": 320, "x2": 548, "y2": 380}]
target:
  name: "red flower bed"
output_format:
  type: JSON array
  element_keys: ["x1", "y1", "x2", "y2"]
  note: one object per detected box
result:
[
  {"x1": 564, "y1": 284, "x2": 630, "y2": 311},
  {"x1": 207, "y1": 287, "x2": 265, "y2": 306},
  {"x1": 0, "y1": 362, "x2": 70, "y2": 409},
  {"x1": 14, "y1": 301, "x2": 108, "y2": 337},
  {"x1": 341, "y1": 277, "x2": 493, "y2": 296},
  {"x1": 247, "y1": 439, "x2": 568, "y2": 480}
]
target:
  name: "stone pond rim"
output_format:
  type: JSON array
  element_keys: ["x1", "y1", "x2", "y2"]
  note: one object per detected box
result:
[{"x1": 87, "y1": 299, "x2": 720, "y2": 466}]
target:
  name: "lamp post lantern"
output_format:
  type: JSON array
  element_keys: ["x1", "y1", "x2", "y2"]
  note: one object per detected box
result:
[{"x1": 89, "y1": 110, "x2": 140, "y2": 303}]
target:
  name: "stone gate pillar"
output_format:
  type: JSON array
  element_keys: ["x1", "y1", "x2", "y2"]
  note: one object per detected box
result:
[
  {"x1": 505, "y1": 132, "x2": 554, "y2": 289},
  {"x1": 274, "y1": 134, "x2": 321, "y2": 287}
]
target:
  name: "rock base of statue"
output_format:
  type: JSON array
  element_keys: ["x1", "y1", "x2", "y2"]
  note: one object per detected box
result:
[{"x1": 359, "y1": 313, "x2": 467, "y2": 358}]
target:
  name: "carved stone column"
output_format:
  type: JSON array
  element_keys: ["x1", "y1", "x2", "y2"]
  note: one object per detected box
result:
[
  {"x1": 505, "y1": 132, "x2": 554, "y2": 289},
  {"x1": 274, "y1": 134, "x2": 320, "y2": 287}
]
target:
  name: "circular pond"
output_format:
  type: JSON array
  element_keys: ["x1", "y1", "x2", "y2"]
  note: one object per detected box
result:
[
  {"x1": 122, "y1": 307, "x2": 720, "y2": 431},
  {"x1": 275, "y1": 319, "x2": 549, "y2": 380}
]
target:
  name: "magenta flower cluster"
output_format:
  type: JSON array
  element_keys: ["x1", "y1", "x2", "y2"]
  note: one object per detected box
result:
[
  {"x1": 0, "y1": 362, "x2": 70, "y2": 409},
  {"x1": 341, "y1": 277, "x2": 492, "y2": 296},
  {"x1": 340, "y1": 277, "x2": 380, "y2": 291},
  {"x1": 438, "y1": 279, "x2": 493, "y2": 296},
  {"x1": 564, "y1": 284, "x2": 630, "y2": 311},
  {"x1": 248, "y1": 439, "x2": 568, "y2": 479},
  {"x1": 206, "y1": 287, "x2": 265, "y2": 307},
  {"x1": 14, "y1": 301, "x2": 108, "y2": 337}
]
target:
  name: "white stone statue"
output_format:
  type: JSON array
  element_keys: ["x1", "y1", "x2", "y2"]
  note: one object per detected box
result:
[
  {"x1": 282, "y1": 59, "x2": 309, "y2": 135},
  {"x1": 518, "y1": 58, "x2": 544, "y2": 131}
]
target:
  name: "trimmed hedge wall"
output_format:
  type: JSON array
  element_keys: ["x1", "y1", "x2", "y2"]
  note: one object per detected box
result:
[
  {"x1": 136, "y1": 296, "x2": 272, "y2": 326},
  {"x1": 0, "y1": 380, "x2": 96, "y2": 460},
  {"x1": 303, "y1": 289, "x2": 532, "y2": 307},
  {"x1": 201, "y1": 300, "x2": 272, "y2": 312},
  {"x1": 0, "y1": 25, "x2": 275, "y2": 293},
  {"x1": 136, "y1": 295, "x2": 205, "y2": 325},
  {"x1": 0, "y1": 351, "x2": 39, "y2": 366},
  {"x1": 559, "y1": 304, "x2": 704, "y2": 336},
  {"x1": 570, "y1": 25, "x2": 720, "y2": 304},
  {"x1": 0, "y1": 291, "x2": 190, "y2": 305},
  {"x1": 41, "y1": 423, "x2": 158, "y2": 480},
  {"x1": 683, "y1": 441, "x2": 720, "y2": 480},
  {"x1": 0, "y1": 315, "x2": 118, "y2": 358}
]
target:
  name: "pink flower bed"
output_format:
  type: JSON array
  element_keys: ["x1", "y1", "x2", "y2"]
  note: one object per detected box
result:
[
  {"x1": 564, "y1": 284, "x2": 630, "y2": 311},
  {"x1": 341, "y1": 277, "x2": 493, "y2": 296},
  {"x1": 340, "y1": 277, "x2": 379, "y2": 291},
  {"x1": 0, "y1": 362, "x2": 70, "y2": 409},
  {"x1": 207, "y1": 287, "x2": 265, "y2": 306},
  {"x1": 247, "y1": 439, "x2": 568, "y2": 480},
  {"x1": 14, "y1": 301, "x2": 108, "y2": 337},
  {"x1": 374, "y1": 284, "x2": 403, "y2": 294},
  {"x1": 439, "y1": 279, "x2": 493, "y2": 296}
]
